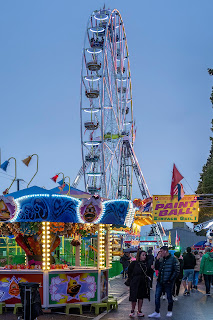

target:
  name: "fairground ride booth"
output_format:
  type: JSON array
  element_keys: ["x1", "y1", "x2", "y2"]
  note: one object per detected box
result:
[{"x1": 0, "y1": 187, "x2": 134, "y2": 308}]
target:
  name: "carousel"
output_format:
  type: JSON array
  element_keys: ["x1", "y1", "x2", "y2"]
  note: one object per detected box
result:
[{"x1": 0, "y1": 187, "x2": 134, "y2": 308}]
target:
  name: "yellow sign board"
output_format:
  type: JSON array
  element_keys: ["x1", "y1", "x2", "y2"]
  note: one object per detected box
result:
[{"x1": 153, "y1": 195, "x2": 199, "y2": 222}]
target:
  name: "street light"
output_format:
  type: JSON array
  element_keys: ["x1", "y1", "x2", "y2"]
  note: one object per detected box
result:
[
  {"x1": 22, "y1": 154, "x2": 39, "y2": 188},
  {"x1": 51, "y1": 172, "x2": 64, "y2": 186},
  {"x1": 0, "y1": 157, "x2": 17, "y2": 194}
]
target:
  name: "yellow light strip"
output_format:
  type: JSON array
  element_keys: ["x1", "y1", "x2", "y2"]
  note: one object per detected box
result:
[
  {"x1": 42, "y1": 222, "x2": 50, "y2": 270},
  {"x1": 98, "y1": 224, "x2": 105, "y2": 269},
  {"x1": 106, "y1": 224, "x2": 112, "y2": 268}
]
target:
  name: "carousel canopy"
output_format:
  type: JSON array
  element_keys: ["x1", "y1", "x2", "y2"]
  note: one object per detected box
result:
[{"x1": 1, "y1": 187, "x2": 134, "y2": 227}]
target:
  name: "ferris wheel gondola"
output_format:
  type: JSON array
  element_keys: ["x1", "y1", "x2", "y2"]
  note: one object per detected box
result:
[{"x1": 80, "y1": 8, "x2": 134, "y2": 199}]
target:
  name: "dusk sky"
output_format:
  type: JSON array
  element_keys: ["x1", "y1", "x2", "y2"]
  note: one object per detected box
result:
[{"x1": 0, "y1": 0, "x2": 213, "y2": 204}]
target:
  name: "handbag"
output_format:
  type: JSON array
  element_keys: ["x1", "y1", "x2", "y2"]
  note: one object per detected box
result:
[
  {"x1": 124, "y1": 261, "x2": 136, "y2": 286},
  {"x1": 124, "y1": 277, "x2": 131, "y2": 286}
]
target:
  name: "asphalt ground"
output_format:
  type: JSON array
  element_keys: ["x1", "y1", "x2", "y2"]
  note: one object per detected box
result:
[{"x1": 2, "y1": 276, "x2": 212, "y2": 320}]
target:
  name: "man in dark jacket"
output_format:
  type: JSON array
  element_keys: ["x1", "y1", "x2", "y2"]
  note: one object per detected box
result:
[
  {"x1": 182, "y1": 247, "x2": 196, "y2": 296},
  {"x1": 148, "y1": 246, "x2": 179, "y2": 318},
  {"x1": 120, "y1": 252, "x2": 131, "y2": 278}
]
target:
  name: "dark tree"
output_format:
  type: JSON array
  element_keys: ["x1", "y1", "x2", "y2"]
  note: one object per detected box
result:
[{"x1": 196, "y1": 69, "x2": 213, "y2": 224}]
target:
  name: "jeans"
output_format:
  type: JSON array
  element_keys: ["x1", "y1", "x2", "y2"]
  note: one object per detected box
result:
[
  {"x1": 193, "y1": 271, "x2": 199, "y2": 287},
  {"x1": 155, "y1": 282, "x2": 173, "y2": 313},
  {"x1": 183, "y1": 269, "x2": 194, "y2": 282},
  {"x1": 204, "y1": 274, "x2": 212, "y2": 294}
]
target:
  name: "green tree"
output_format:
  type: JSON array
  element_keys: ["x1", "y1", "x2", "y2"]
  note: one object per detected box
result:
[{"x1": 196, "y1": 69, "x2": 213, "y2": 224}]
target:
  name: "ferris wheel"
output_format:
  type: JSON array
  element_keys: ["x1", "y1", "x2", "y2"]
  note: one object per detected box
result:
[{"x1": 80, "y1": 8, "x2": 134, "y2": 200}]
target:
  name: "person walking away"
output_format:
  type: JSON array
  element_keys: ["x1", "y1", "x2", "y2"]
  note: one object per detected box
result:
[
  {"x1": 147, "y1": 249, "x2": 155, "y2": 288},
  {"x1": 182, "y1": 247, "x2": 196, "y2": 296},
  {"x1": 148, "y1": 246, "x2": 179, "y2": 318},
  {"x1": 198, "y1": 251, "x2": 204, "y2": 283},
  {"x1": 193, "y1": 251, "x2": 201, "y2": 290},
  {"x1": 172, "y1": 252, "x2": 183, "y2": 300},
  {"x1": 128, "y1": 250, "x2": 152, "y2": 318},
  {"x1": 154, "y1": 252, "x2": 166, "y2": 299},
  {"x1": 120, "y1": 252, "x2": 131, "y2": 278},
  {"x1": 199, "y1": 247, "x2": 213, "y2": 295}
]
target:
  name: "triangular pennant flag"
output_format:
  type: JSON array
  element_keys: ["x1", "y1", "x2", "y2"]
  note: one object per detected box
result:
[
  {"x1": 51, "y1": 174, "x2": 59, "y2": 183},
  {"x1": 3, "y1": 188, "x2": 9, "y2": 195},
  {"x1": 58, "y1": 183, "x2": 66, "y2": 190},
  {"x1": 58, "y1": 179, "x2": 64, "y2": 186},
  {"x1": 0, "y1": 160, "x2": 9, "y2": 172},
  {"x1": 22, "y1": 156, "x2": 32, "y2": 167}
]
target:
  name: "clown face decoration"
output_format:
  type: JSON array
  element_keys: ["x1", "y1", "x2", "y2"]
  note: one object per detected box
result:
[
  {"x1": 79, "y1": 196, "x2": 103, "y2": 223},
  {"x1": 0, "y1": 196, "x2": 17, "y2": 221}
]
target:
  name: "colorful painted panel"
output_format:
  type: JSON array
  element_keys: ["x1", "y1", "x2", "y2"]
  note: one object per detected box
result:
[
  {"x1": 12, "y1": 195, "x2": 80, "y2": 223},
  {"x1": 0, "y1": 196, "x2": 17, "y2": 221},
  {"x1": 100, "y1": 270, "x2": 108, "y2": 300},
  {"x1": 11, "y1": 194, "x2": 132, "y2": 226},
  {"x1": 0, "y1": 273, "x2": 43, "y2": 304},
  {"x1": 49, "y1": 272, "x2": 98, "y2": 304}
]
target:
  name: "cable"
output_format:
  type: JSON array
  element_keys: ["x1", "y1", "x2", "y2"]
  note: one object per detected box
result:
[
  {"x1": 0, "y1": 170, "x2": 15, "y2": 179},
  {"x1": 183, "y1": 178, "x2": 195, "y2": 193},
  {"x1": 0, "y1": 174, "x2": 13, "y2": 181}
]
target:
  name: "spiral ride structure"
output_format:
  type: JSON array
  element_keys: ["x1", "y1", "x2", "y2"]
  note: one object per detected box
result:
[{"x1": 80, "y1": 8, "x2": 135, "y2": 200}]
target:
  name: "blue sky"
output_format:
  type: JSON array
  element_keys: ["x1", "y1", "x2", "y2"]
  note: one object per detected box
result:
[{"x1": 0, "y1": 0, "x2": 212, "y2": 202}]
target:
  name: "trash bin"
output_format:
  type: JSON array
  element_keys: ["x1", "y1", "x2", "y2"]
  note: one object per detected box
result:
[{"x1": 18, "y1": 282, "x2": 43, "y2": 320}]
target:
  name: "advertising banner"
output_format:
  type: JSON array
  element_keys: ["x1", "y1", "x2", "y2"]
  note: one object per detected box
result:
[
  {"x1": 0, "y1": 273, "x2": 43, "y2": 304},
  {"x1": 153, "y1": 195, "x2": 199, "y2": 222},
  {"x1": 49, "y1": 272, "x2": 98, "y2": 305}
]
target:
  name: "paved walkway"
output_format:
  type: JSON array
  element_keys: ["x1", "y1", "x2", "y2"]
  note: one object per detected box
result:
[
  {"x1": 2, "y1": 276, "x2": 213, "y2": 319},
  {"x1": 102, "y1": 276, "x2": 213, "y2": 320}
]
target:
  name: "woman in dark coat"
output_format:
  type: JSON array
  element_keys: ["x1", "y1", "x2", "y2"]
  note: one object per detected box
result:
[{"x1": 128, "y1": 250, "x2": 152, "y2": 318}]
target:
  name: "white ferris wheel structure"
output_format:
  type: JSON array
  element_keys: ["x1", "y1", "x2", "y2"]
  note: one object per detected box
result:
[{"x1": 73, "y1": 7, "x2": 150, "y2": 203}]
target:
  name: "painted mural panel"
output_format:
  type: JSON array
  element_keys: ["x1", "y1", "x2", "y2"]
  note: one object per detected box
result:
[
  {"x1": 49, "y1": 272, "x2": 98, "y2": 304},
  {"x1": 0, "y1": 273, "x2": 43, "y2": 304}
]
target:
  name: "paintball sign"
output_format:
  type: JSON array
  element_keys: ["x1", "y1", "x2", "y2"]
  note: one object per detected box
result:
[{"x1": 153, "y1": 195, "x2": 199, "y2": 222}]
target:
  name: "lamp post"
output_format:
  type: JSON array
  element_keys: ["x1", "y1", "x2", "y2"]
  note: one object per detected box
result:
[
  {"x1": 64, "y1": 176, "x2": 71, "y2": 195},
  {"x1": 22, "y1": 154, "x2": 39, "y2": 188},
  {"x1": 51, "y1": 172, "x2": 64, "y2": 185},
  {"x1": 0, "y1": 157, "x2": 17, "y2": 194}
]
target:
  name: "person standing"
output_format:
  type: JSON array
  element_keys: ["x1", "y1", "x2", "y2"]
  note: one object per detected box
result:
[
  {"x1": 148, "y1": 246, "x2": 179, "y2": 318},
  {"x1": 199, "y1": 247, "x2": 213, "y2": 295},
  {"x1": 128, "y1": 250, "x2": 152, "y2": 318},
  {"x1": 193, "y1": 250, "x2": 201, "y2": 290},
  {"x1": 147, "y1": 249, "x2": 155, "y2": 288},
  {"x1": 120, "y1": 252, "x2": 131, "y2": 278},
  {"x1": 182, "y1": 247, "x2": 196, "y2": 296},
  {"x1": 173, "y1": 252, "x2": 183, "y2": 300}
]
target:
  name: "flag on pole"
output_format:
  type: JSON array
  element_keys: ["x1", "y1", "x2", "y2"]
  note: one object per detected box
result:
[
  {"x1": 173, "y1": 183, "x2": 185, "y2": 201},
  {"x1": 170, "y1": 164, "x2": 184, "y2": 200}
]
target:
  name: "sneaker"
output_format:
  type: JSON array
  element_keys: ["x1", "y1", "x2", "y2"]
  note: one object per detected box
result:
[
  {"x1": 166, "y1": 312, "x2": 173, "y2": 317},
  {"x1": 187, "y1": 291, "x2": 190, "y2": 296},
  {"x1": 162, "y1": 295, "x2": 166, "y2": 300},
  {"x1": 129, "y1": 311, "x2": 136, "y2": 318},
  {"x1": 206, "y1": 293, "x2": 211, "y2": 296},
  {"x1": 148, "y1": 312, "x2": 161, "y2": 318},
  {"x1": 173, "y1": 296, "x2": 178, "y2": 301},
  {"x1": 137, "y1": 311, "x2": 145, "y2": 317},
  {"x1": 183, "y1": 290, "x2": 189, "y2": 296}
]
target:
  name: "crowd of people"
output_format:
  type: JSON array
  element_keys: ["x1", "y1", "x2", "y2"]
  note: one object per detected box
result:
[{"x1": 120, "y1": 246, "x2": 213, "y2": 318}]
